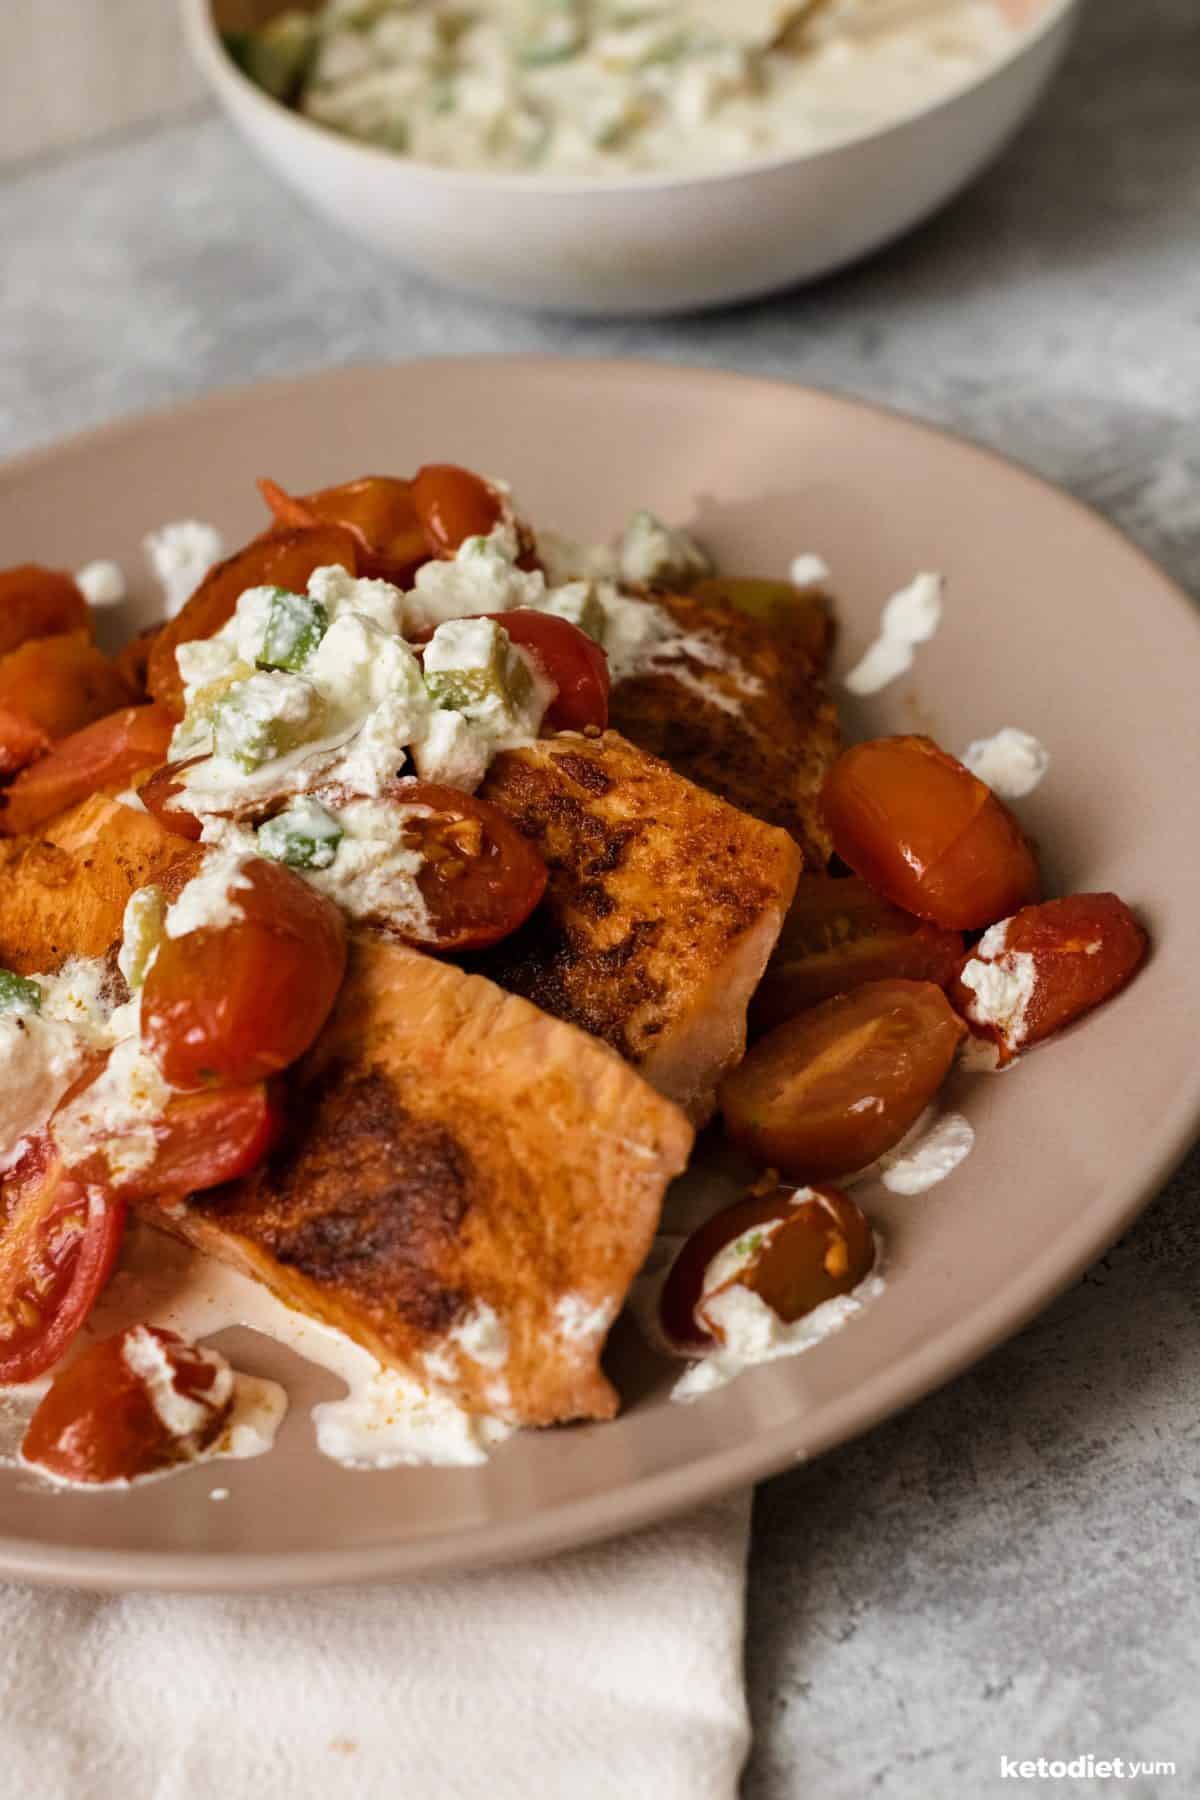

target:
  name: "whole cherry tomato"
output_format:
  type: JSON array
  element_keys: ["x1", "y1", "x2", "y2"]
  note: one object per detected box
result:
[
  {"x1": 0, "y1": 565, "x2": 91, "y2": 657},
  {"x1": 0, "y1": 703, "x2": 176, "y2": 838},
  {"x1": 822, "y1": 736, "x2": 1040, "y2": 930},
  {"x1": 721, "y1": 978, "x2": 966, "y2": 1180},
  {"x1": 660, "y1": 1180, "x2": 875, "y2": 1352},
  {"x1": 22, "y1": 1326, "x2": 233, "y2": 1485},
  {"x1": 952, "y1": 892, "x2": 1147, "y2": 1064},
  {"x1": 751, "y1": 875, "x2": 964, "y2": 1035},
  {"x1": 411, "y1": 464, "x2": 503, "y2": 558},
  {"x1": 141, "y1": 857, "x2": 347, "y2": 1089},
  {"x1": 258, "y1": 475, "x2": 428, "y2": 586},
  {"x1": 0, "y1": 1139, "x2": 126, "y2": 1384},
  {"x1": 146, "y1": 523, "x2": 359, "y2": 718}
]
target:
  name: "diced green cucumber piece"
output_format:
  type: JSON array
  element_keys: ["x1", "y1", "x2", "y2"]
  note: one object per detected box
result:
[
  {"x1": 257, "y1": 799, "x2": 344, "y2": 871},
  {"x1": 257, "y1": 588, "x2": 329, "y2": 673}
]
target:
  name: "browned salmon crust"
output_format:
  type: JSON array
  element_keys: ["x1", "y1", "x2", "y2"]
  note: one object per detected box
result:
[
  {"x1": 478, "y1": 730, "x2": 802, "y2": 1124},
  {"x1": 607, "y1": 591, "x2": 840, "y2": 867},
  {"x1": 0, "y1": 793, "x2": 198, "y2": 975},
  {"x1": 142, "y1": 936, "x2": 693, "y2": 1427}
]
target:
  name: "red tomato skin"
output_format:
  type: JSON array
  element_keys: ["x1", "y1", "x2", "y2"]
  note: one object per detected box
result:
[
  {"x1": 146, "y1": 524, "x2": 360, "y2": 718},
  {"x1": 0, "y1": 1141, "x2": 126, "y2": 1385},
  {"x1": 22, "y1": 1326, "x2": 232, "y2": 1485},
  {"x1": 0, "y1": 565, "x2": 91, "y2": 657},
  {"x1": 751, "y1": 875, "x2": 964, "y2": 1035},
  {"x1": 138, "y1": 756, "x2": 206, "y2": 840},
  {"x1": 258, "y1": 476, "x2": 428, "y2": 586},
  {"x1": 823, "y1": 736, "x2": 1040, "y2": 929},
  {"x1": 65, "y1": 1082, "x2": 283, "y2": 1199},
  {"x1": 411, "y1": 465, "x2": 502, "y2": 558},
  {"x1": 0, "y1": 703, "x2": 177, "y2": 838},
  {"x1": 485, "y1": 611, "x2": 610, "y2": 733},
  {"x1": 953, "y1": 893, "x2": 1148, "y2": 1061},
  {"x1": 0, "y1": 702, "x2": 51, "y2": 777},
  {"x1": 141, "y1": 858, "x2": 347, "y2": 1089},
  {"x1": 326, "y1": 778, "x2": 549, "y2": 951}
]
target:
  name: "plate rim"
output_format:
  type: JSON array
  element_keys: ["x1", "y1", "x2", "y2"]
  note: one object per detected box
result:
[{"x1": 2, "y1": 356, "x2": 1198, "y2": 1593}]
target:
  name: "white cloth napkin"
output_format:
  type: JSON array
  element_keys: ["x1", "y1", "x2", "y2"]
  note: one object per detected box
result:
[{"x1": 0, "y1": 1493, "x2": 751, "y2": 1800}]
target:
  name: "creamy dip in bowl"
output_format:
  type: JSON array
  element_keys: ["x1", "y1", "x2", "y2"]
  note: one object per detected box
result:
[{"x1": 185, "y1": 0, "x2": 1080, "y2": 312}]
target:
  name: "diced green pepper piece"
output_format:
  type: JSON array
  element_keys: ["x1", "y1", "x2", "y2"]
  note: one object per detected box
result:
[
  {"x1": 0, "y1": 969, "x2": 43, "y2": 1016},
  {"x1": 257, "y1": 799, "x2": 344, "y2": 872},
  {"x1": 541, "y1": 583, "x2": 606, "y2": 642},
  {"x1": 424, "y1": 618, "x2": 534, "y2": 717},
  {"x1": 213, "y1": 673, "x2": 322, "y2": 773},
  {"x1": 257, "y1": 588, "x2": 328, "y2": 673},
  {"x1": 222, "y1": 13, "x2": 317, "y2": 104}
]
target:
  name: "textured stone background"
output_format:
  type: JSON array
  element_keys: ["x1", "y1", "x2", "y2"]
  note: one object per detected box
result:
[{"x1": 2, "y1": 1, "x2": 1198, "y2": 1794}]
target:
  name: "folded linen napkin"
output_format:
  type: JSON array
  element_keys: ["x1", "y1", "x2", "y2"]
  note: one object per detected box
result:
[{"x1": 0, "y1": 1492, "x2": 751, "y2": 1800}]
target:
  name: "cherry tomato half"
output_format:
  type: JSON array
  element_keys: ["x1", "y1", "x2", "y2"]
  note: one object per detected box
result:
[
  {"x1": 258, "y1": 475, "x2": 428, "y2": 586},
  {"x1": 146, "y1": 523, "x2": 359, "y2": 718},
  {"x1": 487, "y1": 610, "x2": 609, "y2": 733},
  {"x1": 751, "y1": 875, "x2": 964, "y2": 1036},
  {"x1": 411, "y1": 464, "x2": 503, "y2": 558},
  {"x1": 721, "y1": 978, "x2": 966, "y2": 1181},
  {"x1": 0, "y1": 633, "x2": 135, "y2": 743},
  {"x1": 660, "y1": 1180, "x2": 875, "y2": 1352},
  {"x1": 822, "y1": 736, "x2": 1041, "y2": 930},
  {"x1": 64, "y1": 1080, "x2": 282, "y2": 1199},
  {"x1": 0, "y1": 1139, "x2": 126, "y2": 1384},
  {"x1": 0, "y1": 565, "x2": 91, "y2": 658},
  {"x1": 311, "y1": 779, "x2": 548, "y2": 952},
  {"x1": 952, "y1": 892, "x2": 1148, "y2": 1064},
  {"x1": 141, "y1": 857, "x2": 347, "y2": 1089},
  {"x1": 0, "y1": 703, "x2": 176, "y2": 838},
  {"x1": 0, "y1": 703, "x2": 50, "y2": 778},
  {"x1": 22, "y1": 1326, "x2": 233, "y2": 1485}
]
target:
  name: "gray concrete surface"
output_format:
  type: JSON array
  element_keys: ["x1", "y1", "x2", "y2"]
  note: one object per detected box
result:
[{"x1": 2, "y1": 2, "x2": 1198, "y2": 1793}]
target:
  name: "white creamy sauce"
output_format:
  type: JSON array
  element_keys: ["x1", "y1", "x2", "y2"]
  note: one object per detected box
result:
[
  {"x1": 673, "y1": 1265, "x2": 886, "y2": 1402},
  {"x1": 143, "y1": 519, "x2": 224, "y2": 619},
  {"x1": 163, "y1": 850, "x2": 253, "y2": 939},
  {"x1": 74, "y1": 559, "x2": 126, "y2": 608},
  {"x1": 962, "y1": 726, "x2": 1050, "y2": 797},
  {"x1": 121, "y1": 1325, "x2": 234, "y2": 1440},
  {"x1": 878, "y1": 1110, "x2": 975, "y2": 1194},
  {"x1": 277, "y1": 0, "x2": 1016, "y2": 178},
  {"x1": 844, "y1": 569, "x2": 944, "y2": 695},
  {"x1": 789, "y1": 552, "x2": 833, "y2": 593},
  {"x1": 958, "y1": 918, "x2": 1037, "y2": 1052},
  {"x1": 554, "y1": 1292, "x2": 618, "y2": 1346}
]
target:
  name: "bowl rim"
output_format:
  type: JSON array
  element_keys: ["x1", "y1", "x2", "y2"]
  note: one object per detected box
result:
[{"x1": 183, "y1": 0, "x2": 1081, "y2": 198}]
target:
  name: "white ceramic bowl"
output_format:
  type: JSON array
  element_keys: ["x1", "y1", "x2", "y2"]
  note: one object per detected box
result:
[{"x1": 184, "y1": 0, "x2": 1081, "y2": 317}]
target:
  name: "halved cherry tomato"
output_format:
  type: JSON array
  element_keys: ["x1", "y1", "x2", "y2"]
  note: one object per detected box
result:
[
  {"x1": 661, "y1": 1179, "x2": 876, "y2": 1352},
  {"x1": 0, "y1": 632, "x2": 135, "y2": 742},
  {"x1": 751, "y1": 876, "x2": 964, "y2": 1036},
  {"x1": 0, "y1": 1138, "x2": 126, "y2": 1384},
  {"x1": 64, "y1": 1080, "x2": 282, "y2": 1199},
  {"x1": 0, "y1": 565, "x2": 91, "y2": 657},
  {"x1": 22, "y1": 1326, "x2": 233, "y2": 1485},
  {"x1": 141, "y1": 857, "x2": 346, "y2": 1089},
  {"x1": 0, "y1": 703, "x2": 176, "y2": 837},
  {"x1": 721, "y1": 978, "x2": 966, "y2": 1180},
  {"x1": 411, "y1": 464, "x2": 503, "y2": 558},
  {"x1": 488, "y1": 610, "x2": 609, "y2": 732},
  {"x1": 146, "y1": 522, "x2": 359, "y2": 718},
  {"x1": 311, "y1": 778, "x2": 548, "y2": 952},
  {"x1": 258, "y1": 475, "x2": 427, "y2": 586},
  {"x1": 952, "y1": 892, "x2": 1148, "y2": 1064},
  {"x1": 823, "y1": 735, "x2": 1041, "y2": 930},
  {"x1": 0, "y1": 703, "x2": 50, "y2": 777},
  {"x1": 138, "y1": 756, "x2": 206, "y2": 840}
]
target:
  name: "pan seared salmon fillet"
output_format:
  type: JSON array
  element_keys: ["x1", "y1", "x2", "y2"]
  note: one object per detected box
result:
[
  {"x1": 0, "y1": 793, "x2": 197, "y2": 974},
  {"x1": 140, "y1": 936, "x2": 694, "y2": 1427},
  {"x1": 478, "y1": 730, "x2": 802, "y2": 1124},
  {"x1": 607, "y1": 590, "x2": 839, "y2": 866}
]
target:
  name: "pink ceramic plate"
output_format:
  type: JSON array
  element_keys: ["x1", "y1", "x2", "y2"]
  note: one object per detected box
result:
[{"x1": 1, "y1": 359, "x2": 1197, "y2": 1591}]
